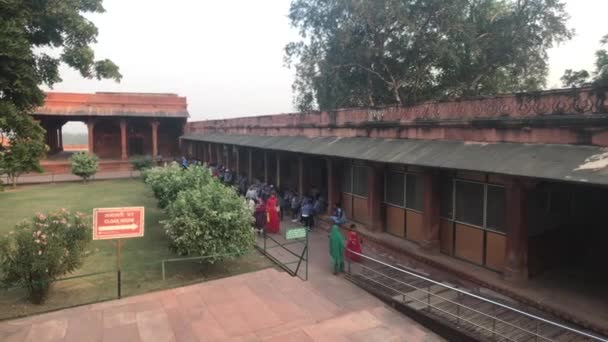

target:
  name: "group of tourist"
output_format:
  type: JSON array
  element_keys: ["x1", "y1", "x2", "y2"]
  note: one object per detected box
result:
[{"x1": 180, "y1": 156, "x2": 358, "y2": 275}]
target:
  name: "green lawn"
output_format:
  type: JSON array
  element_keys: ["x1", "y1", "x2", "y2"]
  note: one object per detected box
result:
[{"x1": 0, "y1": 179, "x2": 273, "y2": 319}]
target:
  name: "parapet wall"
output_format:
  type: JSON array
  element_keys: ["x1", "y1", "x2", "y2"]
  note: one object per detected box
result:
[{"x1": 187, "y1": 87, "x2": 608, "y2": 146}]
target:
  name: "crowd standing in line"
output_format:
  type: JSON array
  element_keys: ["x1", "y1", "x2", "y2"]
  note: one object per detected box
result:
[
  {"x1": 179, "y1": 157, "x2": 336, "y2": 234},
  {"x1": 180, "y1": 157, "x2": 359, "y2": 275}
]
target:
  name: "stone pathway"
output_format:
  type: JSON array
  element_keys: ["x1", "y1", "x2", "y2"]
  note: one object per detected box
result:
[
  {"x1": 1, "y1": 170, "x2": 140, "y2": 185},
  {"x1": 0, "y1": 227, "x2": 445, "y2": 342}
]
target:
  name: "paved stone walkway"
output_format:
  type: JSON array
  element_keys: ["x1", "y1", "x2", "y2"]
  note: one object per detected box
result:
[
  {"x1": 1, "y1": 170, "x2": 139, "y2": 185},
  {"x1": 0, "y1": 227, "x2": 444, "y2": 342}
]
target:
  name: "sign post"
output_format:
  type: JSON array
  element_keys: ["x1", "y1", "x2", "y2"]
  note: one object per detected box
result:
[
  {"x1": 285, "y1": 227, "x2": 307, "y2": 240},
  {"x1": 93, "y1": 207, "x2": 145, "y2": 299}
]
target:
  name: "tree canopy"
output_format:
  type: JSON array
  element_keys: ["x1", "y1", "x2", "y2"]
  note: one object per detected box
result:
[
  {"x1": 0, "y1": 0, "x2": 121, "y2": 177},
  {"x1": 561, "y1": 34, "x2": 608, "y2": 88},
  {"x1": 285, "y1": 0, "x2": 572, "y2": 111}
]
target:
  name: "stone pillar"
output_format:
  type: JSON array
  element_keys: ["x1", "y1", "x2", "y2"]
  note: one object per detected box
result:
[
  {"x1": 298, "y1": 156, "x2": 304, "y2": 195},
  {"x1": 48, "y1": 126, "x2": 56, "y2": 153},
  {"x1": 58, "y1": 126, "x2": 63, "y2": 151},
  {"x1": 234, "y1": 147, "x2": 239, "y2": 175},
  {"x1": 248, "y1": 149, "x2": 253, "y2": 183},
  {"x1": 504, "y1": 180, "x2": 529, "y2": 283},
  {"x1": 264, "y1": 151, "x2": 268, "y2": 183},
  {"x1": 151, "y1": 120, "x2": 159, "y2": 157},
  {"x1": 367, "y1": 163, "x2": 385, "y2": 232},
  {"x1": 216, "y1": 144, "x2": 222, "y2": 165},
  {"x1": 276, "y1": 153, "x2": 281, "y2": 189},
  {"x1": 87, "y1": 120, "x2": 95, "y2": 154},
  {"x1": 421, "y1": 171, "x2": 441, "y2": 252},
  {"x1": 120, "y1": 119, "x2": 127, "y2": 160},
  {"x1": 326, "y1": 158, "x2": 340, "y2": 215},
  {"x1": 224, "y1": 145, "x2": 230, "y2": 169}
]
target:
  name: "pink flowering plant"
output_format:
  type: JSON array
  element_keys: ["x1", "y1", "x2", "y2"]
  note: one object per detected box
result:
[{"x1": 0, "y1": 209, "x2": 92, "y2": 304}]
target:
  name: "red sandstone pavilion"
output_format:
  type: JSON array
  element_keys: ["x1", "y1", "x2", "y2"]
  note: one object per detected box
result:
[
  {"x1": 181, "y1": 87, "x2": 608, "y2": 332},
  {"x1": 34, "y1": 92, "x2": 188, "y2": 160}
]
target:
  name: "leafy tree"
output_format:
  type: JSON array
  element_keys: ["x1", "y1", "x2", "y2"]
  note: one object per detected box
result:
[
  {"x1": 0, "y1": 114, "x2": 47, "y2": 187},
  {"x1": 0, "y1": 209, "x2": 92, "y2": 304},
  {"x1": 69, "y1": 152, "x2": 99, "y2": 182},
  {"x1": 162, "y1": 181, "x2": 254, "y2": 262},
  {"x1": 285, "y1": 0, "x2": 572, "y2": 110},
  {"x1": 561, "y1": 69, "x2": 591, "y2": 88},
  {"x1": 0, "y1": 0, "x2": 121, "y2": 174},
  {"x1": 561, "y1": 34, "x2": 608, "y2": 88}
]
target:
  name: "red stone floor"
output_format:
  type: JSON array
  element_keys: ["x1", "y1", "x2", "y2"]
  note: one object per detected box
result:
[{"x1": 0, "y1": 228, "x2": 445, "y2": 342}]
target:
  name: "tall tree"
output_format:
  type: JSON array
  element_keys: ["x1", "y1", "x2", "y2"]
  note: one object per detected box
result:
[
  {"x1": 0, "y1": 0, "x2": 121, "y2": 181},
  {"x1": 285, "y1": 0, "x2": 572, "y2": 111},
  {"x1": 561, "y1": 34, "x2": 608, "y2": 88}
]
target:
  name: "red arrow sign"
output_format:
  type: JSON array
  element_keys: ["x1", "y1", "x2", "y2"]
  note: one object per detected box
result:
[{"x1": 93, "y1": 207, "x2": 145, "y2": 240}]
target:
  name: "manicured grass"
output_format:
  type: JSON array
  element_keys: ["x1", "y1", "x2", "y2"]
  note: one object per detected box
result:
[{"x1": 0, "y1": 179, "x2": 273, "y2": 319}]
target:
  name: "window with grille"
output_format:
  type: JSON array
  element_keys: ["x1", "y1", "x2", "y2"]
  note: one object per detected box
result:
[
  {"x1": 383, "y1": 171, "x2": 425, "y2": 212},
  {"x1": 385, "y1": 171, "x2": 405, "y2": 206},
  {"x1": 406, "y1": 174, "x2": 424, "y2": 211},
  {"x1": 443, "y1": 178, "x2": 506, "y2": 232},
  {"x1": 455, "y1": 181, "x2": 484, "y2": 227},
  {"x1": 352, "y1": 166, "x2": 368, "y2": 197}
]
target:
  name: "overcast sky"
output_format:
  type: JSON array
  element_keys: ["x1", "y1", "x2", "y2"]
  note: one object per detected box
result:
[{"x1": 49, "y1": 0, "x2": 608, "y2": 132}]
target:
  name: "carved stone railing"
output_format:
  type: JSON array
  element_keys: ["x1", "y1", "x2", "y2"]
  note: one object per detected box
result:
[{"x1": 186, "y1": 87, "x2": 608, "y2": 134}]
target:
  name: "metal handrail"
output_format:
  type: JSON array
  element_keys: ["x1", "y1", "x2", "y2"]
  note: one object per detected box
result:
[
  {"x1": 357, "y1": 263, "x2": 548, "y2": 341},
  {"x1": 356, "y1": 266, "x2": 523, "y2": 342},
  {"x1": 346, "y1": 249, "x2": 608, "y2": 342}
]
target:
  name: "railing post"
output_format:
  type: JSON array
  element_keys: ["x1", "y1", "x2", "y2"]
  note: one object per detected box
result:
[
  {"x1": 427, "y1": 285, "x2": 431, "y2": 311},
  {"x1": 161, "y1": 260, "x2": 166, "y2": 281},
  {"x1": 305, "y1": 229, "x2": 309, "y2": 281},
  {"x1": 492, "y1": 304, "x2": 496, "y2": 340},
  {"x1": 347, "y1": 249, "x2": 351, "y2": 275},
  {"x1": 535, "y1": 321, "x2": 539, "y2": 342},
  {"x1": 456, "y1": 294, "x2": 461, "y2": 326}
]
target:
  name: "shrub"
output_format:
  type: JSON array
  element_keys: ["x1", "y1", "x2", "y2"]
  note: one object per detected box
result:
[
  {"x1": 143, "y1": 163, "x2": 212, "y2": 209},
  {"x1": 0, "y1": 209, "x2": 92, "y2": 304},
  {"x1": 130, "y1": 155, "x2": 154, "y2": 171},
  {"x1": 162, "y1": 180, "x2": 254, "y2": 262},
  {"x1": 69, "y1": 152, "x2": 98, "y2": 182}
]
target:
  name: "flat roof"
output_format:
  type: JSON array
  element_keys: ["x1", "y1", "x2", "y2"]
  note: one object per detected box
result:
[
  {"x1": 33, "y1": 92, "x2": 189, "y2": 118},
  {"x1": 182, "y1": 133, "x2": 608, "y2": 186}
]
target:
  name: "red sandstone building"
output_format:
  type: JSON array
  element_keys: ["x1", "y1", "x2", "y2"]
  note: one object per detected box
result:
[
  {"x1": 34, "y1": 92, "x2": 188, "y2": 160},
  {"x1": 182, "y1": 87, "x2": 608, "y2": 332}
]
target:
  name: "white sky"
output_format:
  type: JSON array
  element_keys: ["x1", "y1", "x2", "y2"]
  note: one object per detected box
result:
[{"x1": 48, "y1": 0, "x2": 608, "y2": 132}]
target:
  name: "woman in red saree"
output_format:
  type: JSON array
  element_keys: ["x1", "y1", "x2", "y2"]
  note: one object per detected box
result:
[
  {"x1": 265, "y1": 192, "x2": 280, "y2": 234},
  {"x1": 345, "y1": 229, "x2": 362, "y2": 262}
]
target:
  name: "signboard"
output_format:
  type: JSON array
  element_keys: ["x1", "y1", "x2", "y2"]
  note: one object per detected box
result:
[
  {"x1": 93, "y1": 207, "x2": 145, "y2": 240},
  {"x1": 286, "y1": 227, "x2": 307, "y2": 240}
]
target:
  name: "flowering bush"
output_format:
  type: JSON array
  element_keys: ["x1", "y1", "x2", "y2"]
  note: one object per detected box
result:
[
  {"x1": 0, "y1": 209, "x2": 92, "y2": 304},
  {"x1": 162, "y1": 180, "x2": 254, "y2": 262},
  {"x1": 143, "y1": 163, "x2": 212, "y2": 209}
]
